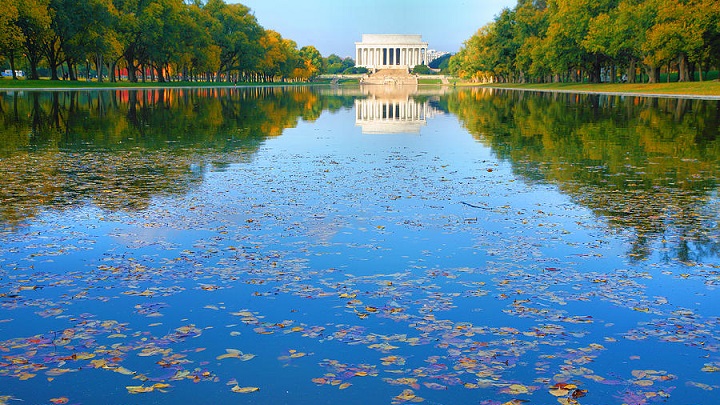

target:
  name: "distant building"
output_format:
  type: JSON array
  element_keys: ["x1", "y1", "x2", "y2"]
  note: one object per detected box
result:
[
  {"x1": 355, "y1": 34, "x2": 429, "y2": 71},
  {"x1": 426, "y1": 50, "x2": 450, "y2": 65}
]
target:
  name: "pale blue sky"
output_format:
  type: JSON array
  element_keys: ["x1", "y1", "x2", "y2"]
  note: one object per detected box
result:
[{"x1": 230, "y1": 0, "x2": 516, "y2": 58}]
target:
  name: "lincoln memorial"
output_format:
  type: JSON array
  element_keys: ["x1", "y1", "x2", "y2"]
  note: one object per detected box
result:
[{"x1": 355, "y1": 34, "x2": 429, "y2": 71}]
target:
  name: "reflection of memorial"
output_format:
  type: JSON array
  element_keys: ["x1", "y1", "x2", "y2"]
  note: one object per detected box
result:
[{"x1": 354, "y1": 86, "x2": 441, "y2": 134}]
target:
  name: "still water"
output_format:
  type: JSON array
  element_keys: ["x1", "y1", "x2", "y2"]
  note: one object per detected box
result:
[{"x1": 0, "y1": 86, "x2": 718, "y2": 404}]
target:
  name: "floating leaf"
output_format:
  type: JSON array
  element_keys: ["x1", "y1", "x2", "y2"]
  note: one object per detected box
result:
[
  {"x1": 231, "y1": 386, "x2": 259, "y2": 393},
  {"x1": 503, "y1": 383, "x2": 529, "y2": 394},
  {"x1": 126, "y1": 385, "x2": 155, "y2": 394},
  {"x1": 634, "y1": 380, "x2": 654, "y2": 387},
  {"x1": 216, "y1": 349, "x2": 255, "y2": 361}
]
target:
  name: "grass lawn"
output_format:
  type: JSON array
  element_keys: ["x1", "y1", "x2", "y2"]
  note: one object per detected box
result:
[
  {"x1": 0, "y1": 78, "x2": 326, "y2": 89},
  {"x1": 478, "y1": 81, "x2": 720, "y2": 97},
  {"x1": 3, "y1": 77, "x2": 719, "y2": 98}
]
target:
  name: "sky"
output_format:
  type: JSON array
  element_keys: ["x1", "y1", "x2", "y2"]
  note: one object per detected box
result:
[{"x1": 229, "y1": 0, "x2": 517, "y2": 58}]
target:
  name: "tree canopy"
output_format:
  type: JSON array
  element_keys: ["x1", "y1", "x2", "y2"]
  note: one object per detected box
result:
[
  {"x1": 0, "y1": 0, "x2": 353, "y2": 82},
  {"x1": 450, "y1": 0, "x2": 720, "y2": 83}
]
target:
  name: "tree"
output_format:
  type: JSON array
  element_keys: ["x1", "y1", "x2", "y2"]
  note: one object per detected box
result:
[
  {"x1": 513, "y1": 0, "x2": 549, "y2": 82},
  {"x1": 296, "y1": 45, "x2": 323, "y2": 81},
  {"x1": 0, "y1": 0, "x2": 24, "y2": 79},
  {"x1": 16, "y1": 0, "x2": 52, "y2": 80},
  {"x1": 205, "y1": 0, "x2": 263, "y2": 82},
  {"x1": 324, "y1": 54, "x2": 344, "y2": 74},
  {"x1": 178, "y1": 3, "x2": 220, "y2": 81},
  {"x1": 113, "y1": 0, "x2": 148, "y2": 82},
  {"x1": 50, "y1": 0, "x2": 118, "y2": 81},
  {"x1": 585, "y1": 0, "x2": 656, "y2": 83}
]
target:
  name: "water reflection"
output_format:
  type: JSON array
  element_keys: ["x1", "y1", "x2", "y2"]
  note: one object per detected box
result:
[
  {"x1": 0, "y1": 87, "x2": 718, "y2": 261},
  {"x1": 447, "y1": 88, "x2": 720, "y2": 262},
  {"x1": 354, "y1": 86, "x2": 444, "y2": 134},
  {"x1": 0, "y1": 87, "x2": 355, "y2": 227}
]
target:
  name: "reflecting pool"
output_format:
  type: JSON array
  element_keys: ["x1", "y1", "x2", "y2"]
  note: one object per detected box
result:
[{"x1": 0, "y1": 86, "x2": 719, "y2": 404}]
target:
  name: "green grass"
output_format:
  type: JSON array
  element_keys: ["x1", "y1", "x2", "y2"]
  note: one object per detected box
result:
[
  {"x1": 0, "y1": 78, "x2": 327, "y2": 89},
  {"x1": 5, "y1": 76, "x2": 718, "y2": 97},
  {"x1": 418, "y1": 78, "x2": 443, "y2": 85},
  {"x1": 474, "y1": 81, "x2": 720, "y2": 97}
]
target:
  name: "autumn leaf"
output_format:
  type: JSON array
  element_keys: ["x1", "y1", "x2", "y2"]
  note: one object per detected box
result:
[
  {"x1": 231, "y1": 386, "x2": 259, "y2": 393},
  {"x1": 216, "y1": 349, "x2": 255, "y2": 361},
  {"x1": 126, "y1": 385, "x2": 155, "y2": 394}
]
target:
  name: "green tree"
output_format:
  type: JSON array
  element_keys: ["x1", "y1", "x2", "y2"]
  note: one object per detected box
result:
[
  {"x1": 296, "y1": 45, "x2": 323, "y2": 80},
  {"x1": 0, "y1": 0, "x2": 24, "y2": 79},
  {"x1": 16, "y1": 0, "x2": 52, "y2": 80},
  {"x1": 205, "y1": 0, "x2": 263, "y2": 82},
  {"x1": 324, "y1": 54, "x2": 344, "y2": 74}
]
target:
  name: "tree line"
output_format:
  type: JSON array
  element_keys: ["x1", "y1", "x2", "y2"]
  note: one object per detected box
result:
[
  {"x1": 449, "y1": 0, "x2": 720, "y2": 83},
  {"x1": 0, "y1": 0, "x2": 359, "y2": 83}
]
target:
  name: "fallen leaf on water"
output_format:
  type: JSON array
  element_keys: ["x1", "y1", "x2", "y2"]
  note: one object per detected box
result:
[
  {"x1": 572, "y1": 389, "x2": 588, "y2": 398},
  {"x1": 216, "y1": 348, "x2": 255, "y2": 361},
  {"x1": 126, "y1": 383, "x2": 172, "y2": 394},
  {"x1": 231, "y1": 386, "x2": 259, "y2": 393},
  {"x1": 701, "y1": 364, "x2": 720, "y2": 372},
  {"x1": 126, "y1": 385, "x2": 154, "y2": 394},
  {"x1": 501, "y1": 400, "x2": 529, "y2": 405},
  {"x1": 502, "y1": 383, "x2": 529, "y2": 394},
  {"x1": 634, "y1": 380, "x2": 654, "y2": 387}
]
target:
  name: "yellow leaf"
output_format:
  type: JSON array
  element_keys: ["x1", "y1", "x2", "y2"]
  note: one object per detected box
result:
[
  {"x1": 74, "y1": 352, "x2": 95, "y2": 360},
  {"x1": 549, "y1": 388, "x2": 569, "y2": 397},
  {"x1": 126, "y1": 385, "x2": 154, "y2": 394},
  {"x1": 507, "y1": 384, "x2": 529, "y2": 394},
  {"x1": 339, "y1": 383, "x2": 351, "y2": 389},
  {"x1": 231, "y1": 386, "x2": 259, "y2": 393},
  {"x1": 395, "y1": 389, "x2": 416, "y2": 400}
]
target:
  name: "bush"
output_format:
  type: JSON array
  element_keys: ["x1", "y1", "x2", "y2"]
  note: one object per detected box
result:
[
  {"x1": 412, "y1": 65, "x2": 433, "y2": 75},
  {"x1": 342, "y1": 67, "x2": 368, "y2": 74}
]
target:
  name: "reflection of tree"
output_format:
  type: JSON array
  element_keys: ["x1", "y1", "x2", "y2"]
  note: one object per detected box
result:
[
  {"x1": 0, "y1": 88, "x2": 355, "y2": 228},
  {"x1": 447, "y1": 88, "x2": 720, "y2": 262}
]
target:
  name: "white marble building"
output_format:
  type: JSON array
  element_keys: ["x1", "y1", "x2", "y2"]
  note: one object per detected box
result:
[{"x1": 355, "y1": 34, "x2": 429, "y2": 70}]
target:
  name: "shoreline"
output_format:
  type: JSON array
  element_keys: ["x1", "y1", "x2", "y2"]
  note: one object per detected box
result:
[
  {"x1": 2, "y1": 80, "x2": 720, "y2": 100},
  {"x1": 480, "y1": 85, "x2": 720, "y2": 101}
]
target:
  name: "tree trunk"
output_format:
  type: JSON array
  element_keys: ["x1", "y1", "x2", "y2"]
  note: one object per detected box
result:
[
  {"x1": 627, "y1": 58, "x2": 636, "y2": 83},
  {"x1": 9, "y1": 54, "x2": 17, "y2": 80},
  {"x1": 646, "y1": 65, "x2": 660, "y2": 83},
  {"x1": 126, "y1": 56, "x2": 139, "y2": 82},
  {"x1": 591, "y1": 58, "x2": 601, "y2": 83},
  {"x1": 95, "y1": 54, "x2": 104, "y2": 83},
  {"x1": 44, "y1": 37, "x2": 62, "y2": 80},
  {"x1": 678, "y1": 54, "x2": 690, "y2": 82},
  {"x1": 26, "y1": 52, "x2": 42, "y2": 80}
]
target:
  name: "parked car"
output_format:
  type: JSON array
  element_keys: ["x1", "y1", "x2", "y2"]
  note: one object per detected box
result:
[{"x1": 2, "y1": 70, "x2": 25, "y2": 77}]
